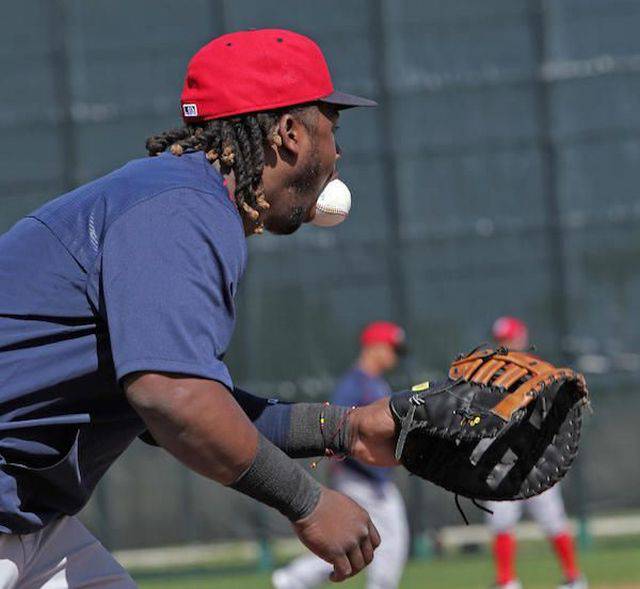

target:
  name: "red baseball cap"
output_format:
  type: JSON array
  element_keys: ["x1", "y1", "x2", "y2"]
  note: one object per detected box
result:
[
  {"x1": 180, "y1": 29, "x2": 377, "y2": 122},
  {"x1": 492, "y1": 316, "x2": 528, "y2": 342},
  {"x1": 360, "y1": 321, "x2": 407, "y2": 354}
]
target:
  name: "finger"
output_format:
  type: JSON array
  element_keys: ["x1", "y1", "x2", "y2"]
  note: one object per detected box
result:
[
  {"x1": 346, "y1": 544, "x2": 366, "y2": 576},
  {"x1": 329, "y1": 554, "x2": 352, "y2": 583},
  {"x1": 368, "y1": 520, "x2": 381, "y2": 548},
  {"x1": 361, "y1": 534, "x2": 375, "y2": 565}
]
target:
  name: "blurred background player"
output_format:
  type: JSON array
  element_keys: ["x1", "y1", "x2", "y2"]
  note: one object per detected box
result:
[
  {"x1": 272, "y1": 321, "x2": 410, "y2": 589},
  {"x1": 486, "y1": 317, "x2": 587, "y2": 589}
]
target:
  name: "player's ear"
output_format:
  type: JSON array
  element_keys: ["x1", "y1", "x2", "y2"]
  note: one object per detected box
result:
[{"x1": 275, "y1": 113, "x2": 305, "y2": 156}]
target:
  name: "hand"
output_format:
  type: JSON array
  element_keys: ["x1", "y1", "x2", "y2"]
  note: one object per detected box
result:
[
  {"x1": 348, "y1": 397, "x2": 399, "y2": 467},
  {"x1": 293, "y1": 487, "x2": 381, "y2": 582}
]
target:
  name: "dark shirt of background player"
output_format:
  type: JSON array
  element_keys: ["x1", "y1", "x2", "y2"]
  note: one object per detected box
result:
[{"x1": 332, "y1": 322, "x2": 406, "y2": 483}]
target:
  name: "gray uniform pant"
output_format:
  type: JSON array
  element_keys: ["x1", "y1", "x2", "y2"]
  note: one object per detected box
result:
[
  {"x1": 273, "y1": 469, "x2": 409, "y2": 589},
  {"x1": 0, "y1": 516, "x2": 136, "y2": 588}
]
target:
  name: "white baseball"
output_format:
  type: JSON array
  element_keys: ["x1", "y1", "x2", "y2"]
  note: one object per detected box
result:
[{"x1": 311, "y1": 179, "x2": 351, "y2": 227}]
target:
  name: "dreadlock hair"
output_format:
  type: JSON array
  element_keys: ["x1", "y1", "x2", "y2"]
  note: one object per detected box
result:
[{"x1": 145, "y1": 106, "x2": 316, "y2": 234}]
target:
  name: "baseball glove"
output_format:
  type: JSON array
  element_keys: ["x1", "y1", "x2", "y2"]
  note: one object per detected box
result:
[{"x1": 390, "y1": 346, "x2": 590, "y2": 502}]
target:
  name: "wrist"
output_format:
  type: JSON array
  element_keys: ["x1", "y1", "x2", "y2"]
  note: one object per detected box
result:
[
  {"x1": 347, "y1": 399, "x2": 401, "y2": 467},
  {"x1": 286, "y1": 403, "x2": 353, "y2": 458},
  {"x1": 231, "y1": 434, "x2": 322, "y2": 521},
  {"x1": 345, "y1": 407, "x2": 363, "y2": 456}
]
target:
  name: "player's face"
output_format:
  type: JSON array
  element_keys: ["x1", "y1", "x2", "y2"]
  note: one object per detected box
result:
[
  {"x1": 264, "y1": 104, "x2": 340, "y2": 235},
  {"x1": 379, "y1": 343, "x2": 400, "y2": 372}
]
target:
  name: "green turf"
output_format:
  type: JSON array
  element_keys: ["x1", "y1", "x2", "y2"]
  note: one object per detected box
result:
[{"x1": 134, "y1": 538, "x2": 640, "y2": 589}]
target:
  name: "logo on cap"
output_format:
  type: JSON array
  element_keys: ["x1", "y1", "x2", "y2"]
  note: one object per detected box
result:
[{"x1": 182, "y1": 103, "x2": 199, "y2": 117}]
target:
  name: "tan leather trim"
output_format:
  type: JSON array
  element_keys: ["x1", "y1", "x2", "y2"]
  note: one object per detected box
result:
[
  {"x1": 493, "y1": 365, "x2": 528, "y2": 389},
  {"x1": 449, "y1": 358, "x2": 483, "y2": 380},
  {"x1": 471, "y1": 359, "x2": 506, "y2": 385},
  {"x1": 492, "y1": 370, "x2": 575, "y2": 420},
  {"x1": 447, "y1": 347, "x2": 588, "y2": 421},
  {"x1": 492, "y1": 351, "x2": 554, "y2": 376}
]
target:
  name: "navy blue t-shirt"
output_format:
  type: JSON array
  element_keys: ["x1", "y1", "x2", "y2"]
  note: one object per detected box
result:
[
  {"x1": 332, "y1": 368, "x2": 392, "y2": 483},
  {"x1": 0, "y1": 151, "x2": 247, "y2": 533}
]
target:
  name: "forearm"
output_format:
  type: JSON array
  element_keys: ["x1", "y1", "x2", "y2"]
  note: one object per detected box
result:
[
  {"x1": 126, "y1": 374, "x2": 258, "y2": 485},
  {"x1": 232, "y1": 387, "x2": 353, "y2": 458},
  {"x1": 125, "y1": 374, "x2": 324, "y2": 520}
]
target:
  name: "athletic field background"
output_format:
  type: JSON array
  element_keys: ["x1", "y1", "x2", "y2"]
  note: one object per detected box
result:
[
  {"x1": 132, "y1": 537, "x2": 640, "y2": 589},
  {"x1": 2, "y1": 0, "x2": 640, "y2": 554}
]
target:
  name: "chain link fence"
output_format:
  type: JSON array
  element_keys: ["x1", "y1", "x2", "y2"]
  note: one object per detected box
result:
[{"x1": 1, "y1": 0, "x2": 639, "y2": 549}]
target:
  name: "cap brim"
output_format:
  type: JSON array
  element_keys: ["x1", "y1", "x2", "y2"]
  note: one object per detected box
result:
[
  {"x1": 320, "y1": 90, "x2": 377, "y2": 109},
  {"x1": 394, "y1": 342, "x2": 408, "y2": 357}
]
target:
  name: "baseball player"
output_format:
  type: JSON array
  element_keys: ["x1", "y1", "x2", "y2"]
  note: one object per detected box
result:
[
  {"x1": 486, "y1": 317, "x2": 587, "y2": 589},
  {"x1": 0, "y1": 29, "x2": 403, "y2": 587},
  {"x1": 273, "y1": 321, "x2": 410, "y2": 589}
]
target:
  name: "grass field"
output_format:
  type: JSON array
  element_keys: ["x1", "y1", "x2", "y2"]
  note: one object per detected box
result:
[{"x1": 133, "y1": 537, "x2": 640, "y2": 589}]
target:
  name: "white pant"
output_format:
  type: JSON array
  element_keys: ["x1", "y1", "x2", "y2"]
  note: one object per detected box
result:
[
  {"x1": 0, "y1": 516, "x2": 136, "y2": 588},
  {"x1": 486, "y1": 484, "x2": 568, "y2": 537},
  {"x1": 273, "y1": 470, "x2": 409, "y2": 589}
]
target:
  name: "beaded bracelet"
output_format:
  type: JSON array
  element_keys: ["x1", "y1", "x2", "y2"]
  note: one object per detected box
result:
[{"x1": 311, "y1": 402, "x2": 356, "y2": 469}]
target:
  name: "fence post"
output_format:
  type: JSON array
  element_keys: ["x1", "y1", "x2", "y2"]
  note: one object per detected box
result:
[
  {"x1": 370, "y1": 0, "x2": 429, "y2": 559},
  {"x1": 528, "y1": 0, "x2": 591, "y2": 548},
  {"x1": 47, "y1": 0, "x2": 77, "y2": 192}
]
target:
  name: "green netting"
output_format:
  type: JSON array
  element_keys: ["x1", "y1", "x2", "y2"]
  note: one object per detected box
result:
[{"x1": 1, "y1": 0, "x2": 639, "y2": 549}]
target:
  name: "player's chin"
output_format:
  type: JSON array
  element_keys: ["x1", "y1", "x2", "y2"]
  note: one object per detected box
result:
[{"x1": 264, "y1": 208, "x2": 306, "y2": 235}]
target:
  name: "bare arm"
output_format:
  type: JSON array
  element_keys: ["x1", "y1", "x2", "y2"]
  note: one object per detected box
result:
[
  {"x1": 124, "y1": 372, "x2": 381, "y2": 582},
  {"x1": 124, "y1": 373, "x2": 258, "y2": 485}
]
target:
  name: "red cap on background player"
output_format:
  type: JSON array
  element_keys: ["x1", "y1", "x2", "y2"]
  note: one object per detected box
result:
[
  {"x1": 180, "y1": 29, "x2": 377, "y2": 122},
  {"x1": 492, "y1": 316, "x2": 529, "y2": 348},
  {"x1": 360, "y1": 321, "x2": 407, "y2": 355}
]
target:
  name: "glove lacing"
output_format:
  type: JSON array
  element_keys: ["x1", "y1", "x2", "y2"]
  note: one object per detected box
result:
[{"x1": 454, "y1": 494, "x2": 494, "y2": 525}]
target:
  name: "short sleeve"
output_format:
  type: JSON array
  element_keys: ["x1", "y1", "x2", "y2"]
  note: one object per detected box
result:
[{"x1": 100, "y1": 188, "x2": 245, "y2": 387}]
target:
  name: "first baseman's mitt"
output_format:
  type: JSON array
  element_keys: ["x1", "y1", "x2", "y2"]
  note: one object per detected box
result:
[{"x1": 390, "y1": 346, "x2": 590, "y2": 502}]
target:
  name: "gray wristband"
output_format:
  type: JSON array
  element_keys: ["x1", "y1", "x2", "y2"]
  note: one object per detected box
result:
[
  {"x1": 230, "y1": 434, "x2": 322, "y2": 521},
  {"x1": 285, "y1": 403, "x2": 352, "y2": 458}
]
